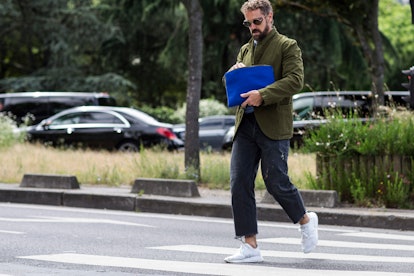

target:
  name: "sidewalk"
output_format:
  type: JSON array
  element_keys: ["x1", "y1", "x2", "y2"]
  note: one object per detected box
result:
[{"x1": 0, "y1": 183, "x2": 413, "y2": 231}]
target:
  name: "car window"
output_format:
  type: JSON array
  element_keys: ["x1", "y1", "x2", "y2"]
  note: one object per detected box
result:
[
  {"x1": 97, "y1": 97, "x2": 117, "y2": 106},
  {"x1": 50, "y1": 113, "x2": 82, "y2": 125},
  {"x1": 117, "y1": 108, "x2": 159, "y2": 124},
  {"x1": 224, "y1": 118, "x2": 235, "y2": 127},
  {"x1": 79, "y1": 112, "x2": 124, "y2": 124},
  {"x1": 49, "y1": 111, "x2": 124, "y2": 126},
  {"x1": 200, "y1": 119, "x2": 222, "y2": 129},
  {"x1": 2, "y1": 96, "x2": 49, "y2": 121}
]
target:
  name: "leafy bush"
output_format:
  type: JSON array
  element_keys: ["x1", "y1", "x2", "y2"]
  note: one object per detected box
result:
[
  {"x1": 138, "y1": 105, "x2": 181, "y2": 124},
  {"x1": 303, "y1": 109, "x2": 414, "y2": 208},
  {"x1": 304, "y1": 109, "x2": 414, "y2": 156},
  {"x1": 173, "y1": 98, "x2": 231, "y2": 123},
  {"x1": 0, "y1": 114, "x2": 24, "y2": 149},
  {"x1": 138, "y1": 98, "x2": 231, "y2": 124}
]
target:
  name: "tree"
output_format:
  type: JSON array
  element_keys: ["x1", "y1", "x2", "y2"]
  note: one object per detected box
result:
[
  {"x1": 96, "y1": 0, "x2": 190, "y2": 107},
  {"x1": 274, "y1": 9, "x2": 369, "y2": 92},
  {"x1": 379, "y1": 0, "x2": 414, "y2": 89},
  {"x1": 0, "y1": 0, "x2": 135, "y2": 95},
  {"x1": 181, "y1": 0, "x2": 203, "y2": 181},
  {"x1": 276, "y1": 0, "x2": 387, "y2": 106}
]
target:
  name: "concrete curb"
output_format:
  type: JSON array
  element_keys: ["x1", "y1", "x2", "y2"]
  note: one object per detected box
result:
[
  {"x1": 131, "y1": 178, "x2": 200, "y2": 197},
  {"x1": 261, "y1": 189, "x2": 338, "y2": 208},
  {"x1": 0, "y1": 183, "x2": 413, "y2": 231},
  {"x1": 20, "y1": 173, "x2": 80, "y2": 189}
]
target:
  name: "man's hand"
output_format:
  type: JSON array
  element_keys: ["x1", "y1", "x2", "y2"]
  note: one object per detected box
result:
[
  {"x1": 240, "y1": 90, "x2": 263, "y2": 108},
  {"x1": 229, "y1": 62, "x2": 246, "y2": 71}
]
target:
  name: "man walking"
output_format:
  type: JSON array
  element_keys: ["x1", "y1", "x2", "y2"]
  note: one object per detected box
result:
[{"x1": 224, "y1": 0, "x2": 318, "y2": 263}]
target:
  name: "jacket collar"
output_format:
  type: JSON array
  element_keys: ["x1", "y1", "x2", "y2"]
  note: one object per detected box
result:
[
  {"x1": 248, "y1": 26, "x2": 278, "y2": 64},
  {"x1": 248, "y1": 26, "x2": 278, "y2": 48}
]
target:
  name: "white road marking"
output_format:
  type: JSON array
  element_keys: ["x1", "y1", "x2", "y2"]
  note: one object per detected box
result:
[
  {"x1": 259, "y1": 237, "x2": 414, "y2": 251},
  {"x1": 0, "y1": 203, "x2": 357, "y2": 232},
  {"x1": 150, "y1": 245, "x2": 414, "y2": 264},
  {"x1": 340, "y1": 232, "x2": 414, "y2": 241},
  {"x1": 18, "y1": 253, "x2": 413, "y2": 276},
  {"x1": 0, "y1": 230, "x2": 25, "y2": 235},
  {"x1": 0, "y1": 216, "x2": 154, "y2": 227}
]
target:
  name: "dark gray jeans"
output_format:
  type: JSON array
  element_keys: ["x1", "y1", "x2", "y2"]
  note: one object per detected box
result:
[{"x1": 230, "y1": 113, "x2": 306, "y2": 237}]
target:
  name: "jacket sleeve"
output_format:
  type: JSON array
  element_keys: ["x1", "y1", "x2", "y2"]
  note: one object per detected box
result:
[{"x1": 260, "y1": 39, "x2": 304, "y2": 106}]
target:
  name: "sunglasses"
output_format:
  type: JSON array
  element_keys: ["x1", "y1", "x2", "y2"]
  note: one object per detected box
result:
[{"x1": 243, "y1": 17, "x2": 264, "y2": 28}]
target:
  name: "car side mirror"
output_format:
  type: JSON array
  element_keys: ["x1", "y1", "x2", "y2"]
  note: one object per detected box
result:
[{"x1": 41, "y1": 120, "x2": 52, "y2": 130}]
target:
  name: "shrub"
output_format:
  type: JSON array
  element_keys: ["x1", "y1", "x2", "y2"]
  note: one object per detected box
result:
[
  {"x1": 173, "y1": 98, "x2": 231, "y2": 123},
  {"x1": 138, "y1": 105, "x2": 181, "y2": 124},
  {"x1": 304, "y1": 110, "x2": 414, "y2": 156},
  {"x1": 303, "y1": 109, "x2": 414, "y2": 209},
  {"x1": 0, "y1": 114, "x2": 25, "y2": 149}
]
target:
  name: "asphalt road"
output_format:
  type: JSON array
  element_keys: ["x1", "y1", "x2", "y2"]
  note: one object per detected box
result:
[{"x1": 1, "y1": 203, "x2": 413, "y2": 275}]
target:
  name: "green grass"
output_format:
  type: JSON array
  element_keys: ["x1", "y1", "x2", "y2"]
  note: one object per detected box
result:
[{"x1": 0, "y1": 143, "x2": 316, "y2": 190}]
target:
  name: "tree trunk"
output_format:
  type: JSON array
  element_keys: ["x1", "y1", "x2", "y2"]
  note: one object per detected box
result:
[
  {"x1": 182, "y1": 0, "x2": 203, "y2": 181},
  {"x1": 354, "y1": 0, "x2": 385, "y2": 107}
]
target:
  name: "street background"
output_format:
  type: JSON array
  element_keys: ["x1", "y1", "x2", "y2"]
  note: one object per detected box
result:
[{"x1": 1, "y1": 203, "x2": 413, "y2": 275}]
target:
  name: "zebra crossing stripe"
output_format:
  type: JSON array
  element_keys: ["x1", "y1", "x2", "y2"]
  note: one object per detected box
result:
[
  {"x1": 259, "y1": 238, "x2": 414, "y2": 251},
  {"x1": 18, "y1": 253, "x2": 413, "y2": 276},
  {"x1": 0, "y1": 230, "x2": 24, "y2": 235},
  {"x1": 340, "y1": 232, "x2": 414, "y2": 241},
  {"x1": 150, "y1": 244, "x2": 414, "y2": 264}
]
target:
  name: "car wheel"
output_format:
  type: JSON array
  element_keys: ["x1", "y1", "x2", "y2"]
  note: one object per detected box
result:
[{"x1": 117, "y1": 141, "x2": 140, "y2": 152}]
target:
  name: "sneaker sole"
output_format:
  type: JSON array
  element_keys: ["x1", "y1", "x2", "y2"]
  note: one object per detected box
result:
[{"x1": 224, "y1": 256, "x2": 264, "y2": 263}]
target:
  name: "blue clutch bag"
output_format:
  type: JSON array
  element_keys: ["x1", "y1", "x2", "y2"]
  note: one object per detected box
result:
[{"x1": 224, "y1": 65, "x2": 275, "y2": 107}]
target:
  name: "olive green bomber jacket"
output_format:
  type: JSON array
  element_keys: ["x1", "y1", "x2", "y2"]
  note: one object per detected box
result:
[{"x1": 233, "y1": 27, "x2": 304, "y2": 140}]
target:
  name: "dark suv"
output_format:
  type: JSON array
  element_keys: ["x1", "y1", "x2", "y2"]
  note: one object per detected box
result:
[
  {"x1": 0, "y1": 92, "x2": 117, "y2": 125},
  {"x1": 291, "y1": 90, "x2": 410, "y2": 147},
  {"x1": 292, "y1": 90, "x2": 410, "y2": 121}
]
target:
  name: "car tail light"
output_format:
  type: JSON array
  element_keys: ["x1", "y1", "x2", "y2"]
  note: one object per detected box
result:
[{"x1": 156, "y1": 127, "x2": 177, "y2": 140}]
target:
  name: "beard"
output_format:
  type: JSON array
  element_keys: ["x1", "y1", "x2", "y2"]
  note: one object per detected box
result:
[{"x1": 251, "y1": 24, "x2": 270, "y2": 41}]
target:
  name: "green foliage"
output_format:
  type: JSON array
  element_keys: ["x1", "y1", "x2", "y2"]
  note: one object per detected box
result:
[
  {"x1": 0, "y1": 114, "x2": 24, "y2": 149},
  {"x1": 173, "y1": 98, "x2": 231, "y2": 123},
  {"x1": 379, "y1": 0, "x2": 414, "y2": 89},
  {"x1": 131, "y1": 148, "x2": 181, "y2": 180},
  {"x1": 96, "y1": 0, "x2": 189, "y2": 107},
  {"x1": 350, "y1": 176, "x2": 369, "y2": 206},
  {"x1": 304, "y1": 110, "x2": 414, "y2": 156},
  {"x1": 1, "y1": 0, "x2": 413, "y2": 107},
  {"x1": 304, "y1": 110, "x2": 414, "y2": 208},
  {"x1": 0, "y1": 0, "x2": 132, "y2": 95},
  {"x1": 383, "y1": 173, "x2": 411, "y2": 209},
  {"x1": 276, "y1": 10, "x2": 370, "y2": 91},
  {"x1": 138, "y1": 105, "x2": 181, "y2": 124},
  {"x1": 137, "y1": 98, "x2": 230, "y2": 124},
  {"x1": 312, "y1": 153, "x2": 414, "y2": 208}
]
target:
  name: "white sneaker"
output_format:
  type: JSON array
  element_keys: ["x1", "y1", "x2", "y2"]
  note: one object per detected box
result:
[
  {"x1": 224, "y1": 243, "x2": 264, "y2": 263},
  {"x1": 300, "y1": 211, "x2": 318, "y2": 253}
]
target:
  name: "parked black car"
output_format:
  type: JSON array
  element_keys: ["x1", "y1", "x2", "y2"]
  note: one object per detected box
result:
[
  {"x1": 0, "y1": 91, "x2": 117, "y2": 125},
  {"x1": 21, "y1": 106, "x2": 184, "y2": 151},
  {"x1": 173, "y1": 115, "x2": 235, "y2": 151},
  {"x1": 222, "y1": 90, "x2": 410, "y2": 149}
]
